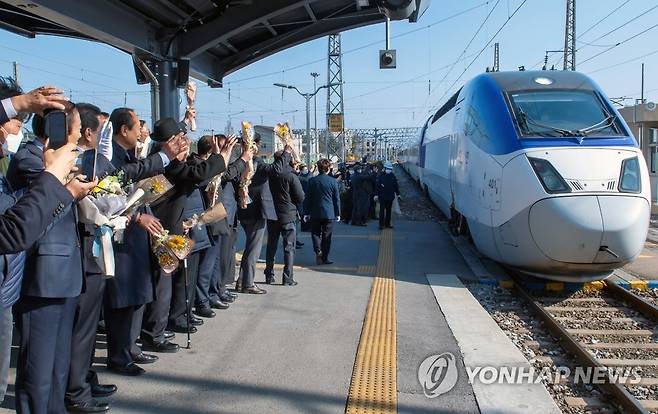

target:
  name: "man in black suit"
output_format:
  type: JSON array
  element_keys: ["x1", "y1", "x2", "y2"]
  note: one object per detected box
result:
[
  {"x1": 8, "y1": 106, "x2": 98, "y2": 414},
  {"x1": 102, "y1": 108, "x2": 183, "y2": 378},
  {"x1": 264, "y1": 151, "x2": 305, "y2": 286},
  {"x1": 194, "y1": 135, "x2": 252, "y2": 316},
  {"x1": 0, "y1": 78, "x2": 83, "y2": 406},
  {"x1": 236, "y1": 136, "x2": 292, "y2": 294},
  {"x1": 141, "y1": 119, "x2": 236, "y2": 346},
  {"x1": 304, "y1": 159, "x2": 341, "y2": 265}
]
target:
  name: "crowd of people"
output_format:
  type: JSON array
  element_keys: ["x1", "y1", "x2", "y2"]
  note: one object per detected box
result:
[{"x1": 0, "y1": 76, "x2": 400, "y2": 414}]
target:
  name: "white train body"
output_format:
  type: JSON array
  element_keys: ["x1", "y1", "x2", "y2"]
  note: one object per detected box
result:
[{"x1": 403, "y1": 71, "x2": 650, "y2": 281}]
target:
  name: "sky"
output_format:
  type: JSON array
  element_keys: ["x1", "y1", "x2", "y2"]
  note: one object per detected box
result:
[{"x1": 1, "y1": 0, "x2": 657, "y2": 137}]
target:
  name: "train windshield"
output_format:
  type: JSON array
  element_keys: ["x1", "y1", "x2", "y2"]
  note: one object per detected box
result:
[{"x1": 508, "y1": 90, "x2": 624, "y2": 138}]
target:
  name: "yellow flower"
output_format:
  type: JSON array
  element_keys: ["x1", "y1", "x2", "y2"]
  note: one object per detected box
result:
[
  {"x1": 166, "y1": 235, "x2": 187, "y2": 251},
  {"x1": 150, "y1": 181, "x2": 165, "y2": 194}
]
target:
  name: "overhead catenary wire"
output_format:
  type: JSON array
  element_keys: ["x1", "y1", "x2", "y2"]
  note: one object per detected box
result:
[
  {"x1": 579, "y1": 22, "x2": 658, "y2": 66},
  {"x1": 429, "y1": 0, "x2": 530, "y2": 114},
  {"x1": 578, "y1": 4, "x2": 658, "y2": 51}
]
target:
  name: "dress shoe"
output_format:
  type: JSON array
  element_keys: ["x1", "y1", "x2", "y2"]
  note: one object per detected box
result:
[
  {"x1": 90, "y1": 383, "x2": 117, "y2": 398},
  {"x1": 210, "y1": 299, "x2": 230, "y2": 309},
  {"x1": 141, "y1": 340, "x2": 179, "y2": 353},
  {"x1": 226, "y1": 290, "x2": 238, "y2": 298},
  {"x1": 191, "y1": 316, "x2": 204, "y2": 326},
  {"x1": 296, "y1": 241, "x2": 304, "y2": 247},
  {"x1": 167, "y1": 323, "x2": 198, "y2": 334},
  {"x1": 132, "y1": 352, "x2": 159, "y2": 364},
  {"x1": 315, "y1": 253, "x2": 323, "y2": 265},
  {"x1": 107, "y1": 362, "x2": 145, "y2": 376},
  {"x1": 242, "y1": 285, "x2": 267, "y2": 294},
  {"x1": 283, "y1": 280, "x2": 298, "y2": 286},
  {"x1": 322, "y1": 260, "x2": 334, "y2": 265},
  {"x1": 194, "y1": 307, "x2": 216, "y2": 318},
  {"x1": 66, "y1": 399, "x2": 110, "y2": 413},
  {"x1": 218, "y1": 293, "x2": 235, "y2": 303},
  {"x1": 264, "y1": 275, "x2": 275, "y2": 284},
  {"x1": 164, "y1": 331, "x2": 176, "y2": 340}
]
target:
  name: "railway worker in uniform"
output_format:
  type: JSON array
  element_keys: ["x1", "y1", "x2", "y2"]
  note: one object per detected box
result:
[
  {"x1": 350, "y1": 163, "x2": 369, "y2": 226},
  {"x1": 376, "y1": 161, "x2": 400, "y2": 230},
  {"x1": 304, "y1": 158, "x2": 340, "y2": 265}
]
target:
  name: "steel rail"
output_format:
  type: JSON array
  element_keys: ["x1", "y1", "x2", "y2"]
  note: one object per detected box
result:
[
  {"x1": 510, "y1": 275, "x2": 649, "y2": 414},
  {"x1": 605, "y1": 280, "x2": 658, "y2": 322}
]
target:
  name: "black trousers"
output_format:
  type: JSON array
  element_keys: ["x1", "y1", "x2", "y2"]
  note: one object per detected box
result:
[
  {"x1": 104, "y1": 303, "x2": 143, "y2": 368},
  {"x1": 168, "y1": 251, "x2": 201, "y2": 328},
  {"x1": 66, "y1": 274, "x2": 106, "y2": 404},
  {"x1": 141, "y1": 271, "x2": 172, "y2": 345},
  {"x1": 379, "y1": 199, "x2": 393, "y2": 227},
  {"x1": 311, "y1": 219, "x2": 334, "y2": 261},
  {"x1": 15, "y1": 295, "x2": 78, "y2": 414},
  {"x1": 265, "y1": 220, "x2": 296, "y2": 283}
]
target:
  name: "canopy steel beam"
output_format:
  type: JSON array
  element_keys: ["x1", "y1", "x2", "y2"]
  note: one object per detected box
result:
[
  {"x1": 177, "y1": 0, "x2": 314, "y2": 58},
  {"x1": 1, "y1": 0, "x2": 162, "y2": 56}
]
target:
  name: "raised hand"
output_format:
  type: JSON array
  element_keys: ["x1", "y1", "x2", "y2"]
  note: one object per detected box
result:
[
  {"x1": 43, "y1": 143, "x2": 78, "y2": 184},
  {"x1": 11, "y1": 85, "x2": 70, "y2": 115},
  {"x1": 220, "y1": 135, "x2": 237, "y2": 166},
  {"x1": 162, "y1": 135, "x2": 185, "y2": 160}
]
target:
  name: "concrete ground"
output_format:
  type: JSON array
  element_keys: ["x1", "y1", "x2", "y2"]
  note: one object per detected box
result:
[{"x1": 1, "y1": 219, "x2": 482, "y2": 414}]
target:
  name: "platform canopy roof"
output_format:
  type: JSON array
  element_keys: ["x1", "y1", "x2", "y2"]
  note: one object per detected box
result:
[{"x1": 0, "y1": 0, "x2": 429, "y2": 85}]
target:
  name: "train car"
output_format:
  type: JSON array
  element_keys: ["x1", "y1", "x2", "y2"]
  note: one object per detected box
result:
[{"x1": 408, "y1": 70, "x2": 650, "y2": 281}]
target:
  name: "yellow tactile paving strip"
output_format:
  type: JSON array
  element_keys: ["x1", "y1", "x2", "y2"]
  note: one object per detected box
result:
[{"x1": 345, "y1": 228, "x2": 397, "y2": 414}]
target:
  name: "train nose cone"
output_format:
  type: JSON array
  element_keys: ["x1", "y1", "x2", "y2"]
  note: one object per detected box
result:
[{"x1": 528, "y1": 196, "x2": 649, "y2": 264}]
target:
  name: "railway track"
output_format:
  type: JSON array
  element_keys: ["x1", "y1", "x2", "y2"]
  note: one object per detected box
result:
[{"x1": 512, "y1": 276, "x2": 658, "y2": 413}]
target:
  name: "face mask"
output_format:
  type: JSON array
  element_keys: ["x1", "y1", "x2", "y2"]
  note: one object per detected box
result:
[
  {"x1": 385, "y1": 169, "x2": 392, "y2": 174},
  {"x1": 6, "y1": 129, "x2": 23, "y2": 154},
  {"x1": 301, "y1": 168, "x2": 309, "y2": 175}
]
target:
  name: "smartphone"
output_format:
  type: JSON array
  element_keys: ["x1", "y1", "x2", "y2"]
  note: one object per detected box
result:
[{"x1": 44, "y1": 110, "x2": 68, "y2": 150}]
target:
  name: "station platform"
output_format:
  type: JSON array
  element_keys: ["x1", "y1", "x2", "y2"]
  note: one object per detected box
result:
[{"x1": 0, "y1": 215, "x2": 562, "y2": 414}]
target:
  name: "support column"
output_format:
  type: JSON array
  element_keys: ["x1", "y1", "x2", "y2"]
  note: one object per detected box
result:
[{"x1": 155, "y1": 60, "x2": 180, "y2": 122}]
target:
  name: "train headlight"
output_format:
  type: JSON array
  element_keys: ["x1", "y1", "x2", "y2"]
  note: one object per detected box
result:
[
  {"x1": 528, "y1": 157, "x2": 571, "y2": 194},
  {"x1": 619, "y1": 157, "x2": 641, "y2": 193}
]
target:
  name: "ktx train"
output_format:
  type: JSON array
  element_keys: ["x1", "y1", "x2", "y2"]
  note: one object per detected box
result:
[{"x1": 401, "y1": 71, "x2": 650, "y2": 281}]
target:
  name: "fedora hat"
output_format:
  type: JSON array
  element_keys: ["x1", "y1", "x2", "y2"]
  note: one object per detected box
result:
[{"x1": 151, "y1": 118, "x2": 187, "y2": 142}]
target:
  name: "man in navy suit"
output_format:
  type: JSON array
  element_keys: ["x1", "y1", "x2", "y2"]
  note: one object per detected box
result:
[
  {"x1": 0, "y1": 78, "x2": 85, "y2": 407},
  {"x1": 304, "y1": 159, "x2": 341, "y2": 265},
  {"x1": 8, "y1": 106, "x2": 98, "y2": 414}
]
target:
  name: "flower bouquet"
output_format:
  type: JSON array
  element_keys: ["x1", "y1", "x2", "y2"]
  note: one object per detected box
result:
[
  {"x1": 274, "y1": 122, "x2": 300, "y2": 164},
  {"x1": 78, "y1": 172, "x2": 146, "y2": 278},
  {"x1": 132, "y1": 174, "x2": 174, "y2": 208},
  {"x1": 152, "y1": 230, "x2": 195, "y2": 274},
  {"x1": 238, "y1": 121, "x2": 257, "y2": 209}
]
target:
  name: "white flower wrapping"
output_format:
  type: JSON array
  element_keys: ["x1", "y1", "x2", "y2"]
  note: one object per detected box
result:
[{"x1": 77, "y1": 188, "x2": 146, "y2": 278}]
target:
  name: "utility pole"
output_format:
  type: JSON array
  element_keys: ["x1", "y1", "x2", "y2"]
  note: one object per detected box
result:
[
  {"x1": 563, "y1": 0, "x2": 576, "y2": 71},
  {"x1": 493, "y1": 43, "x2": 500, "y2": 72},
  {"x1": 12, "y1": 61, "x2": 18, "y2": 83},
  {"x1": 311, "y1": 72, "x2": 320, "y2": 156}
]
